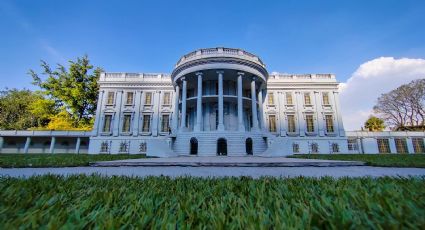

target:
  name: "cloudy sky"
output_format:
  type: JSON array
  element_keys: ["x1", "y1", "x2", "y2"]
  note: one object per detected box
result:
[{"x1": 1, "y1": 0, "x2": 424, "y2": 130}]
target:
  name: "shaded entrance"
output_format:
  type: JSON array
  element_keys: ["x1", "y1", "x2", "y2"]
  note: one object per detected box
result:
[
  {"x1": 217, "y1": 138, "x2": 227, "y2": 156},
  {"x1": 190, "y1": 137, "x2": 198, "y2": 155},
  {"x1": 246, "y1": 138, "x2": 253, "y2": 155}
]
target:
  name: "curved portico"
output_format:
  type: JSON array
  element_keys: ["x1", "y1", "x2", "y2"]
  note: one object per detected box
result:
[{"x1": 171, "y1": 47, "x2": 268, "y2": 134}]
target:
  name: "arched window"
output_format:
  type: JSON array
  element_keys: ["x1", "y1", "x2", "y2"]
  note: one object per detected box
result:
[
  {"x1": 246, "y1": 138, "x2": 253, "y2": 155},
  {"x1": 190, "y1": 137, "x2": 198, "y2": 155}
]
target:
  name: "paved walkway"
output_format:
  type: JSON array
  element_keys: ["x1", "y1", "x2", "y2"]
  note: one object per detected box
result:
[
  {"x1": 1, "y1": 166, "x2": 424, "y2": 178},
  {"x1": 90, "y1": 156, "x2": 365, "y2": 167}
]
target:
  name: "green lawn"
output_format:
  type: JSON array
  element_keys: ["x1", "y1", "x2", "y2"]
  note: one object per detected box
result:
[
  {"x1": 0, "y1": 154, "x2": 146, "y2": 168},
  {"x1": 0, "y1": 175, "x2": 424, "y2": 229},
  {"x1": 289, "y1": 154, "x2": 425, "y2": 168}
]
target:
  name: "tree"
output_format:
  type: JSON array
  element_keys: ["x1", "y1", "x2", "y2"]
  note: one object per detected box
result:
[
  {"x1": 0, "y1": 89, "x2": 50, "y2": 130},
  {"x1": 373, "y1": 79, "x2": 425, "y2": 130},
  {"x1": 364, "y1": 116, "x2": 385, "y2": 131},
  {"x1": 29, "y1": 55, "x2": 102, "y2": 127}
]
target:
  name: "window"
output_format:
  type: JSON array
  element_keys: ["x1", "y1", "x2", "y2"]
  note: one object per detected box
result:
[
  {"x1": 145, "y1": 92, "x2": 152, "y2": 105},
  {"x1": 142, "y1": 115, "x2": 151, "y2": 132},
  {"x1": 325, "y1": 115, "x2": 334, "y2": 133},
  {"x1": 100, "y1": 141, "x2": 109, "y2": 153},
  {"x1": 412, "y1": 138, "x2": 425, "y2": 153},
  {"x1": 268, "y1": 93, "x2": 274, "y2": 105},
  {"x1": 286, "y1": 92, "x2": 293, "y2": 105},
  {"x1": 332, "y1": 143, "x2": 339, "y2": 153},
  {"x1": 139, "y1": 142, "x2": 147, "y2": 153},
  {"x1": 322, "y1": 92, "x2": 330, "y2": 105},
  {"x1": 119, "y1": 141, "x2": 128, "y2": 153},
  {"x1": 287, "y1": 115, "x2": 296, "y2": 133},
  {"x1": 311, "y1": 143, "x2": 319, "y2": 153},
  {"x1": 306, "y1": 114, "x2": 314, "y2": 132},
  {"x1": 347, "y1": 139, "x2": 359, "y2": 151},
  {"x1": 292, "y1": 143, "x2": 299, "y2": 153},
  {"x1": 126, "y1": 92, "x2": 134, "y2": 105},
  {"x1": 269, "y1": 115, "x2": 276, "y2": 132},
  {"x1": 377, "y1": 139, "x2": 390, "y2": 153},
  {"x1": 304, "y1": 93, "x2": 311, "y2": 105},
  {"x1": 395, "y1": 138, "x2": 408, "y2": 153},
  {"x1": 163, "y1": 92, "x2": 171, "y2": 105},
  {"x1": 122, "y1": 114, "x2": 131, "y2": 133},
  {"x1": 161, "y1": 114, "x2": 170, "y2": 133},
  {"x1": 103, "y1": 115, "x2": 112, "y2": 133},
  {"x1": 107, "y1": 92, "x2": 115, "y2": 105}
]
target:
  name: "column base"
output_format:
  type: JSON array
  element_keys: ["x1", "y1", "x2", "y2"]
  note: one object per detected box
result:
[{"x1": 217, "y1": 124, "x2": 225, "y2": 131}]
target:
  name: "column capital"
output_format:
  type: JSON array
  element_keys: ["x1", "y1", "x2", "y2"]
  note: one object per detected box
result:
[
  {"x1": 195, "y1": 72, "x2": 203, "y2": 76},
  {"x1": 237, "y1": 72, "x2": 245, "y2": 76},
  {"x1": 216, "y1": 70, "x2": 224, "y2": 75}
]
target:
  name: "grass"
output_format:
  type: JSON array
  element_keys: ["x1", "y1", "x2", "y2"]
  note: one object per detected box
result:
[
  {"x1": 289, "y1": 154, "x2": 425, "y2": 168},
  {"x1": 0, "y1": 175, "x2": 424, "y2": 229},
  {"x1": 0, "y1": 154, "x2": 146, "y2": 168}
]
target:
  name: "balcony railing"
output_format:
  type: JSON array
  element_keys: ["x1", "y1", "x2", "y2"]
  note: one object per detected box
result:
[{"x1": 176, "y1": 47, "x2": 266, "y2": 68}]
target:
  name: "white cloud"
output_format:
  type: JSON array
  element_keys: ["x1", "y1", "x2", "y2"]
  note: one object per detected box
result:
[{"x1": 340, "y1": 57, "x2": 425, "y2": 131}]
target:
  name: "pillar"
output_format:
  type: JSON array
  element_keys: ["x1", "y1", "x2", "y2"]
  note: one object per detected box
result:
[
  {"x1": 92, "y1": 90, "x2": 104, "y2": 136},
  {"x1": 172, "y1": 85, "x2": 180, "y2": 133},
  {"x1": 152, "y1": 91, "x2": 160, "y2": 136},
  {"x1": 333, "y1": 91, "x2": 345, "y2": 136},
  {"x1": 24, "y1": 137, "x2": 31, "y2": 154},
  {"x1": 314, "y1": 91, "x2": 324, "y2": 136},
  {"x1": 278, "y1": 92, "x2": 286, "y2": 136},
  {"x1": 180, "y1": 78, "x2": 187, "y2": 129},
  {"x1": 49, "y1": 137, "x2": 56, "y2": 154},
  {"x1": 217, "y1": 71, "x2": 225, "y2": 131},
  {"x1": 75, "y1": 137, "x2": 81, "y2": 154},
  {"x1": 195, "y1": 72, "x2": 203, "y2": 132},
  {"x1": 296, "y1": 92, "x2": 305, "y2": 136},
  {"x1": 237, "y1": 72, "x2": 245, "y2": 131},
  {"x1": 0, "y1": 136, "x2": 4, "y2": 153},
  {"x1": 258, "y1": 87, "x2": 264, "y2": 131},
  {"x1": 113, "y1": 91, "x2": 123, "y2": 137},
  {"x1": 132, "y1": 91, "x2": 142, "y2": 136},
  {"x1": 250, "y1": 78, "x2": 259, "y2": 130}
]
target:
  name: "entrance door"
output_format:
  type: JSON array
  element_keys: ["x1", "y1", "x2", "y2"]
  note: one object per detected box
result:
[
  {"x1": 246, "y1": 138, "x2": 253, "y2": 155},
  {"x1": 190, "y1": 137, "x2": 198, "y2": 155},
  {"x1": 217, "y1": 138, "x2": 227, "y2": 156}
]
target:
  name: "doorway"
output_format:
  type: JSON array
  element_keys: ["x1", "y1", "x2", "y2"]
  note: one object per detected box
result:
[
  {"x1": 246, "y1": 138, "x2": 253, "y2": 155},
  {"x1": 190, "y1": 137, "x2": 198, "y2": 155},
  {"x1": 217, "y1": 138, "x2": 227, "y2": 156}
]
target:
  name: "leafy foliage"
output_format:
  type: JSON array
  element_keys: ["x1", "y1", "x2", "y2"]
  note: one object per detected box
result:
[
  {"x1": 364, "y1": 115, "x2": 385, "y2": 131},
  {"x1": 0, "y1": 89, "x2": 54, "y2": 130},
  {"x1": 0, "y1": 154, "x2": 146, "y2": 168},
  {"x1": 29, "y1": 55, "x2": 102, "y2": 127},
  {"x1": 290, "y1": 154, "x2": 425, "y2": 168},
  {"x1": 0, "y1": 175, "x2": 424, "y2": 229}
]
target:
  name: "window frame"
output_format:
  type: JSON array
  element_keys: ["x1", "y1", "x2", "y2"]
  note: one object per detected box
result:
[
  {"x1": 268, "y1": 114, "x2": 277, "y2": 132},
  {"x1": 305, "y1": 114, "x2": 315, "y2": 133},
  {"x1": 161, "y1": 114, "x2": 170, "y2": 133},
  {"x1": 121, "y1": 114, "x2": 132, "y2": 134},
  {"x1": 102, "y1": 114, "x2": 113, "y2": 134},
  {"x1": 141, "y1": 114, "x2": 152, "y2": 133},
  {"x1": 106, "y1": 92, "x2": 115, "y2": 105},
  {"x1": 287, "y1": 114, "x2": 296, "y2": 133},
  {"x1": 125, "y1": 91, "x2": 134, "y2": 106}
]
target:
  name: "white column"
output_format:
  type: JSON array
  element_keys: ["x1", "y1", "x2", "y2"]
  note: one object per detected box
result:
[
  {"x1": 278, "y1": 92, "x2": 286, "y2": 136},
  {"x1": 113, "y1": 91, "x2": 123, "y2": 137},
  {"x1": 296, "y1": 92, "x2": 305, "y2": 136},
  {"x1": 49, "y1": 137, "x2": 56, "y2": 154},
  {"x1": 333, "y1": 91, "x2": 345, "y2": 136},
  {"x1": 180, "y1": 78, "x2": 187, "y2": 129},
  {"x1": 314, "y1": 91, "x2": 324, "y2": 136},
  {"x1": 195, "y1": 72, "x2": 203, "y2": 132},
  {"x1": 217, "y1": 71, "x2": 225, "y2": 131},
  {"x1": 132, "y1": 91, "x2": 142, "y2": 136},
  {"x1": 251, "y1": 78, "x2": 259, "y2": 130},
  {"x1": 152, "y1": 91, "x2": 160, "y2": 137},
  {"x1": 75, "y1": 137, "x2": 81, "y2": 154},
  {"x1": 0, "y1": 136, "x2": 4, "y2": 153},
  {"x1": 92, "y1": 90, "x2": 104, "y2": 136},
  {"x1": 24, "y1": 137, "x2": 31, "y2": 154},
  {"x1": 258, "y1": 87, "x2": 264, "y2": 131},
  {"x1": 172, "y1": 85, "x2": 180, "y2": 133},
  {"x1": 237, "y1": 72, "x2": 245, "y2": 131}
]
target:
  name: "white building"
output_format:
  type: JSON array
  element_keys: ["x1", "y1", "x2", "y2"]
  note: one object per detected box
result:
[{"x1": 1, "y1": 47, "x2": 424, "y2": 156}]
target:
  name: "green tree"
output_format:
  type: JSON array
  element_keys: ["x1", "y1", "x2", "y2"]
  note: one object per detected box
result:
[
  {"x1": 364, "y1": 116, "x2": 386, "y2": 131},
  {"x1": 0, "y1": 89, "x2": 47, "y2": 130},
  {"x1": 29, "y1": 55, "x2": 102, "y2": 127}
]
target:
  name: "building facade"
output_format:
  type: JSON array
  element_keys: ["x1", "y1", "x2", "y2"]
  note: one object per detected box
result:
[{"x1": 1, "y1": 47, "x2": 424, "y2": 156}]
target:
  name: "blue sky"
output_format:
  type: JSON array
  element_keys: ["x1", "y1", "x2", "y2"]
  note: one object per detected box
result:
[{"x1": 0, "y1": 0, "x2": 424, "y2": 90}]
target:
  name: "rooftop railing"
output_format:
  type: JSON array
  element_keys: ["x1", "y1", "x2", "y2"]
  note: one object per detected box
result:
[{"x1": 175, "y1": 47, "x2": 266, "y2": 68}]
